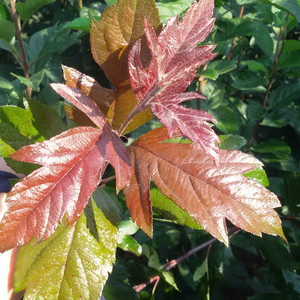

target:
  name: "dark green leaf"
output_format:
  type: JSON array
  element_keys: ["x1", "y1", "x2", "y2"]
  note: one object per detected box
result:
[
  {"x1": 193, "y1": 258, "x2": 207, "y2": 281},
  {"x1": 16, "y1": 0, "x2": 56, "y2": 26},
  {"x1": 283, "y1": 270, "x2": 300, "y2": 294},
  {"x1": 216, "y1": 18, "x2": 273, "y2": 56},
  {"x1": 277, "y1": 53, "x2": 300, "y2": 69},
  {"x1": 258, "y1": 235, "x2": 298, "y2": 270},
  {"x1": 247, "y1": 60, "x2": 268, "y2": 73},
  {"x1": 236, "y1": 0, "x2": 300, "y2": 22},
  {"x1": 92, "y1": 187, "x2": 122, "y2": 226},
  {"x1": 282, "y1": 40, "x2": 300, "y2": 53},
  {"x1": 233, "y1": 71, "x2": 268, "y2": 90},
  {"x1": 218, "y1": 135, "x2": 247, "y2": 150},
  {"x1": 62, "y1": 17, "x2": 92, "y2": 32},
  {"x1": 284, "y1": 172, "x2": 300, "y2": 215},
  {"x1": 207, "y1": 60, "x2": 237, "y2": 75},
  {"x1": 253, "y1": 139, "x2": 292, "y2": 157},
  {"x1": 210, "y1": 104, "x2": 238, "y2": 134},
  {"x1": 11, "y1": 69, "x2": 46, "y2": 91},
  {"x1": 0, "y1": 1, "x2": 11, "y2": 20},
  {"x1": 0, "y1": 19, "x2": 15, "y2": 42},
  {"x1": 268, "y1": 84, "x2": 300, "y2": 109},
  {"x1": 247, "y1": 100, "x2": 268, "y2": 121},
  {"x1": 202, "y1": 81, "x2": 224, "y2": 109}
]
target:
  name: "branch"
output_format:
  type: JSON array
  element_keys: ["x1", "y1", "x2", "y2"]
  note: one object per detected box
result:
[
  {"x1": 9, "y1": 0, "x2": 32, "y2": 99},
  {"x1": 134, "y1": 228, "x2": 241, "y2": 293}
]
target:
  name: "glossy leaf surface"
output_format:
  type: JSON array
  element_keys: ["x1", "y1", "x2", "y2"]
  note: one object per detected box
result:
[
  {"x1": 51, "y1": 83, "x2": 132, "y2": 191},
  {"x1": 128, "y1": 0, "x2": 219, "y2": 162},
  {"x1": 124, "y1": 127, "x2": 285, "y2": 245},
  {"x1": 0, "y1": 124, "x2": 130, "y2": 252},
  {"x1": 62, "y1": 65, "x2": 115, "y2": 125},
  {"x1": 14, "y1": 198, "x2": 117, "y2": 299},
  {"x1": 90, "y1": 0, "x2": 161, "y2": 133}
]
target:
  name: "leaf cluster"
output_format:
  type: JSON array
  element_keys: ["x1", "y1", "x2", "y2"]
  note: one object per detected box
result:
[{"x1": 0, "y1": 0, "x2": 299, "y2": 299}]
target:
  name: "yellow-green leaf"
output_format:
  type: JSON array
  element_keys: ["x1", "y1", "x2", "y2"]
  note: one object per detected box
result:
[{"x1": 14, "y1": 199, "x2": 117, "y2": 299}]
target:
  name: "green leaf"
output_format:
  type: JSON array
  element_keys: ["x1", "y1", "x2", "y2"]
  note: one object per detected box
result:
[
  {"x1": 0, "y1": 1, "x2": 11, "y2": 20},
  {"x1": 244, "y1": 167, "x2": 270, "y2": 187},
  {"x1": 193, "y1": 258, "x2": 208, "y2": 281},
  {"x1": 253, "y1": 139, "x2": 292, "y2": 157},
  {"x1": 268, "y1": 83, "x2": 300, "y2": 109},
  {"x1": 62, "y1": 17, "x2": 92, "y2": 32},
  {"x1": 247, "y1": 60, "x2": 268, "y2": 73},
  {"x1": 116, "y1": 217, "x2": 142, "y2": 255},
  {"x1": 161, "y1": 270, "x2": 180, "y2": 291},
  {"x1": 282, "y1": 40, "x2": 300, "y2": 53},
  {"x1": 258, "y1": 235, "x2": 298, "y2": 270},
  {"x1": 150, "y1": 188, "x2": 203, "y2": 230},
  {"x1": 252, "y1": 139, "x2": 298, "y2": 172},
  {"x1": 0, "y1": 76, "x2": 15, "y2": 92},
  {"x1": 15, "y1": 0, "x2": 56, "y2": 26},
  {"x1": 0, "y1": 19, "x2": 15, "y2": 42},
  {"x1": 92, "y1": 187, "x2": 122, "y2": 226},
  {"x1": 117, "y1": 234, "x2": 142, "y2": 256},
  {"x1": 0, "y1": 101, "x2": 66, "y2": 173},
  {"x1": 247, "y1": 100, "x2": 268, "y2": 121},
  {"x1": 277, "y1": 53, "x2": 300, "y2": 69},
  {"x1": 283, "y1": 270, "x2": 300, "y2": 294},
  {"x1": 284, "y1": 172, "x2": 300, "y2": 215},
  {"x1": 209, "y1": 104, "x2": 238, "y2": 134},
  {"x1": 218, "y1": 135, "x2": 247, "y2": 150},
  {"x1": 216, "y1": 18, "x2": 273, "y2": 56},
  {"x1": 118, "y1": 219, "x2": 140, "y2": 236},
  {"x1": 206, "y1": 60, "x2": 237, "y2": 75},
  {"x1": 14, "y1": 198, "x2": 117, "y2": 298},
  {"x1": 202, "y1": 81, "x2": 225, "y2": 109},
  {"x1": 236, "y1": 0, "x2": 300, "y2": 22},
  {"x1": 105, "y1": 0, "x2": 118, "y2": 6},
  {"x1": 11, "y1": 69, "x2": 46, "y2": 91},
  {"x1": 200, "y1": 69, "x2": 218, "y2": 80},
  {"x1": 155, "y1": 0, "x2": 194, "y2": 24},
  {"x1": 233, "y1": 71, "x2": 268, "y2": 90}
]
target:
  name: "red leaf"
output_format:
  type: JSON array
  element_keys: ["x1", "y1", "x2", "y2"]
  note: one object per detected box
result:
[
  {"x1": 0, "y1": 124, "x2": 131, "y2": 252},
  {"x1": 50, "y1": 83, "x2": 132, "y2": 192},
  {"x1": 128, "y1": 0, "x2": 219, "y2": 163},
  {"x1": 124, "y1": 127, "x2": 285, "y2": 245},
  {"x1": 51, "y1": 83, "x2": 107, "y2": 129}
]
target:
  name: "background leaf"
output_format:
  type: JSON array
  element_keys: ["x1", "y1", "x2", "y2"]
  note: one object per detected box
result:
[{"x1": 16, "y1": 0, "x2": 56, "y2": 26}]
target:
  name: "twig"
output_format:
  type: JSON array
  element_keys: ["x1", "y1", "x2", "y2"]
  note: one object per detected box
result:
[
  {"x1": 9, "y1": 0, "x2": 32, "y2": 99},
  {"x1": 246, "y1": 23, "x2": 284, "y2": 151},
  {"x1": 227, "y1": 6, "x2": 244, "y2": 61},
  {"x1": 134, "y1": 228, "x2": 241, "y2": 293},
  {"x1": 98, "y1": 175, "x2": 116, "y2": 187}
]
